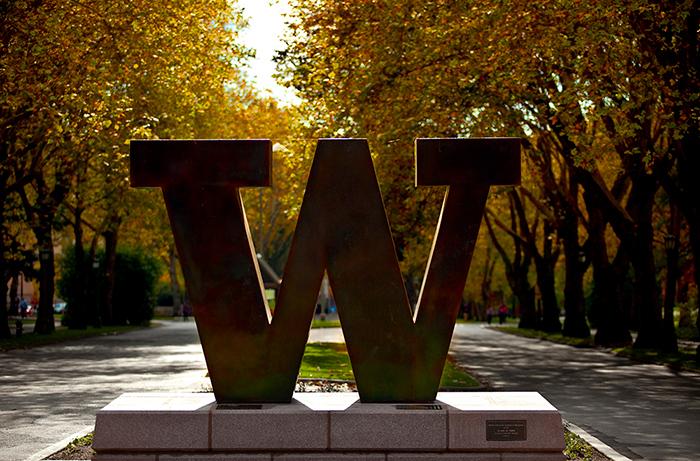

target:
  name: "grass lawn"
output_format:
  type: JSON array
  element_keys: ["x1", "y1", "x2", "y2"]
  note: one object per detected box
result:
[
  {"x1": 612, "y1": 346, "x2": 699, "y2": 372},
  {"x1": 298, "y1": 342, "x2": 481, "y2": 389},
  {"x1": 153, "y1": 315, "x2": 180, "y2": 321},
  {"x1": 456, "y1": 316, "x2": 519, "y2": 326},
  {"x1": 564, "y1": 428, "x2": 612, "y2": 460},
  {"x1": 299, "y1": 342, "x2": 355, "y2": 380},
  {"x1": 0, "y1": 324, "x2": 148, "y2": 352},
  {"x1": 495, "y1": 325, "x2": 699, "y2": 372},
  {"x1": 495, "y1": 326, "x2": 595, "y2": 348},
  {"x1": 677, "y1": 324, "x2": 699, "y2": 341},
  {"x1": 155, "y1": 316, "x2": 341, "y2": 329},
  {"x1": 311, "y1": 319, "x2": 341, "y2": 329},
  {"x1": 9, "y1": 317, "x2": 37, "y2": 324}
]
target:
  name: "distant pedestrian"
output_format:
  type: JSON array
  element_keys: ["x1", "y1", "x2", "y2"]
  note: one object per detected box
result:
[
  {"x1": 19, "y1": 298, "x2": 28, "y2": 319},
  {"x1": 498, "y1": 303, "x2": 508, "y2": 324},
  {"x1": 486, "y1": 307, "x2": 494, "y2": 325},
  {"x1": 182, "y1": 302, "x2": 192, "y2": 321}
]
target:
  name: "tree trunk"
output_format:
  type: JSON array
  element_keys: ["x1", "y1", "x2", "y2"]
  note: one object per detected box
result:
[
  {"x1": 586, "y1": 245, "x2": 604, "y2": 328},
  {"x1": 517, "y1": 281, "x2": 538, "y2": 329},
  {"x1": 671, "y1": 6, "x2": 700, "y2": 349},
  {"x1": 169, "y1": 245, "x2": 182, "y2": 315},
  {"x1": 0, "y1": 205, "x2": 8, "y2": 339},
  {"x1": 484, "y1": 213, "x2": 534, "y2": 327},
  {"x1": 102, "y1": 228, "x2": 118, "y2": 325},
  {"x1": 689, "y1": 220, "x2": 700, "y2": 338},
  {"x1": 678, "y1": 280, "x2": 692, "y2": 328},
  {"x1": 630, "y1": 178, "x2": 662, "y2": 349},
  {"x1": 661, "y1": 204, "x2": 680, "y2": 352},
  {"x1": 18, "y1": 173, "x2": 71, "y2": 335},
  {"x1": 509, "y1": 190, "x2": 558, "y2": 331},
  {"x1": 85, "y1": 234, "x2": 101, "y2": 327},
  {"x1": 560, "y1": 198, "x2": 590, "y2": 338},
  {"x1": 593, "y1": 260, "x2": 632, "y2": 347},
  {"x1": 480, "y1": 244, "x2": 495, "y2": 321},
  {"x1": 0, "y1": 272, "x2": 11, "y2": 339},
  {"x1": 68, "y1": 206, "x2": 87, "y2": 329},
  {"x1": 536, "y1": 258, "x2": 560, "y2": 332},
  {"x1": 561, "y1": 227, "x2": 589, "y2": 338},
  {"x1": 8, "y1": 274, "x2": 19, "y2": 316},
  {"x1": 585, "y1": 190, "x2": 632, "y2": 346},
  {"x1": 537, "y1": 223, "x2": 560, "y2": 332},
  {"x1": 33, "y1": 230, "x2": 56, "y2": 334}
]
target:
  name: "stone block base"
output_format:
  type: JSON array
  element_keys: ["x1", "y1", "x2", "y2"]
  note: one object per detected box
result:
[{"x1": 93, "y1": 392, "x2": 565, "y2": 461}]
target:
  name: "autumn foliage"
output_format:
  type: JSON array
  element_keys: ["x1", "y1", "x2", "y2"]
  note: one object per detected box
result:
[
  {"x1": 1, "y1": 0, "x2": 698, "y2": 356},
  {"x1": 280, "y1": 0, "x2": 699, "y2": 350},
  {"x1": 0, "y1": 0, "x2": 290, "y2": 335}
]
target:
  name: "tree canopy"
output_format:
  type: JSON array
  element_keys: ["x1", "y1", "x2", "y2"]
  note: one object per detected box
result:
[
  {"x1": 280, "y1": 0, "x2": 699, "y2": 348},
  {"x1": 1, "y1": 0, "x2": 697, "y2": 357},
  {"x1": 0, "y1": 0, "x2": 288, "y2": 333}
]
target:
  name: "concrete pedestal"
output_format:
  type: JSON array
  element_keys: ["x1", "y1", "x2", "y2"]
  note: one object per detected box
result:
[{"x1": 93, "y1": 392, "x2": 565, "y2": 461}]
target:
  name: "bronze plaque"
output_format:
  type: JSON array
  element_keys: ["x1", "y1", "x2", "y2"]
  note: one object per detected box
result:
[
  {"x1": 395, "y1": 404, "x2": 443, "y2": 410},
  {"x1": 486, "y1": 420, "x2": 527, "y2": 441},
  {"x1": 217, "y1": 404, "x2": 264, "y2": 410}
]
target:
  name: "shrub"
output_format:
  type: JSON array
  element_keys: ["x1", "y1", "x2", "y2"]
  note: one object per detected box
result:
[
  {"x1": 58, "y1": 245, "x2": 161, "y2": 326},
  {"x1": 57, "y1": 247, "x2": 100, "y2": 327},
  {"x1": 156, "y1": 281, "x2": 175, "y2": 306},
  {"x1": 112, "y1": 247, "x2": 160, "y2": 325}
]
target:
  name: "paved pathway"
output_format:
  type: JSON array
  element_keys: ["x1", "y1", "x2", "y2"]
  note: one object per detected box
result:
[
  {"x1": 4, "y1": 320, "x2": 698, "y2": 461},
  {"x1": 449, "y1": 323, "x2": 700, "y2": 461},
  {"x1": 0, "y1": 321, "x2": 209, "y2": 461},
  {"x1": 0, "y1": 320, "x2": 347, "y2": 460},
  {"x1": 308, "y1": 326, "x2": 344, "y2": 343}
]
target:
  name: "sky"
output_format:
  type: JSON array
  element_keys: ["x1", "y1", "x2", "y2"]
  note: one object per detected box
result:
[{"x1": 236, "y1": 0, "x2": 299, "y2": 105}]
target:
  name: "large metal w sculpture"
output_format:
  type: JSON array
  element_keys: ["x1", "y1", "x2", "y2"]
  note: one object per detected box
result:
[{"x1": 130, "y1": 138, "x2": 520, "y2": 404}]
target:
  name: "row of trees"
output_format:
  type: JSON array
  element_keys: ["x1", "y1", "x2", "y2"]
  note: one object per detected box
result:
[
  {"x1": 0, "y1": 0, "x2": 294, "y2": 337},
  {"x1": 2, "y1": 0, "x2": 697, "y2": 359},
  {"x1": 279, "y1": 0, "x2": 699, "y2": 352}
]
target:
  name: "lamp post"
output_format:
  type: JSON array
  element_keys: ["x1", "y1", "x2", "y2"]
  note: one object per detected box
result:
[
  {"x1": 33, "y1": 242, "x2": 55, "y2": 334},
  {"x1": 91, "y1": 256, "x2": 101, "y2": 327}
]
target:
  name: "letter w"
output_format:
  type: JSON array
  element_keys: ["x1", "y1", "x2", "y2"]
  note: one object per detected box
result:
[{"x1": 130, "y1": 138, "x2": 520, "y2": 403}]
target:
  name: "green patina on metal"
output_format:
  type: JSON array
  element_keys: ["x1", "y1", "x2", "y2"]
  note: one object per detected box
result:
[{"x1": 130, "y1": 138, "x2": 520, "y2": 403}]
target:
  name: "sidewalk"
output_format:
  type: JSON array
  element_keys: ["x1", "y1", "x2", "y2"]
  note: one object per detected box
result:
[
  {"x1": 0, "y1": 320, "x2": 208, "y2": 461},
  {"x1": 1, "y1": 319, "x2": 348, "y2": 460},
  {"x1": 6, "y1": 319, "x2": 696, "y2": 460}
]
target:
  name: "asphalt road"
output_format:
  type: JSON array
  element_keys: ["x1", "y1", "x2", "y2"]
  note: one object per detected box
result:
[{"x1": 449, "y1": 323, "x2": 700, "y2": 461}]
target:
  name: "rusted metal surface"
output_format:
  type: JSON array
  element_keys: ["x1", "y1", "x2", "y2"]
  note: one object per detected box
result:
[
  {"x1": 130, "y1": 138, "x2": 520, "y2": 403},
  {"x1": 131, "y1": 139, "x2": 305, "y2": 403}
]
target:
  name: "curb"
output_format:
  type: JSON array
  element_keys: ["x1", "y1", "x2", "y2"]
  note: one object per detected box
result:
[
  {"x1": 565, "y1": 420, "x2": 634, "y2": 461},
  {"x1": 23, "y1": 425, "x2": 93, "y2": 461}
]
